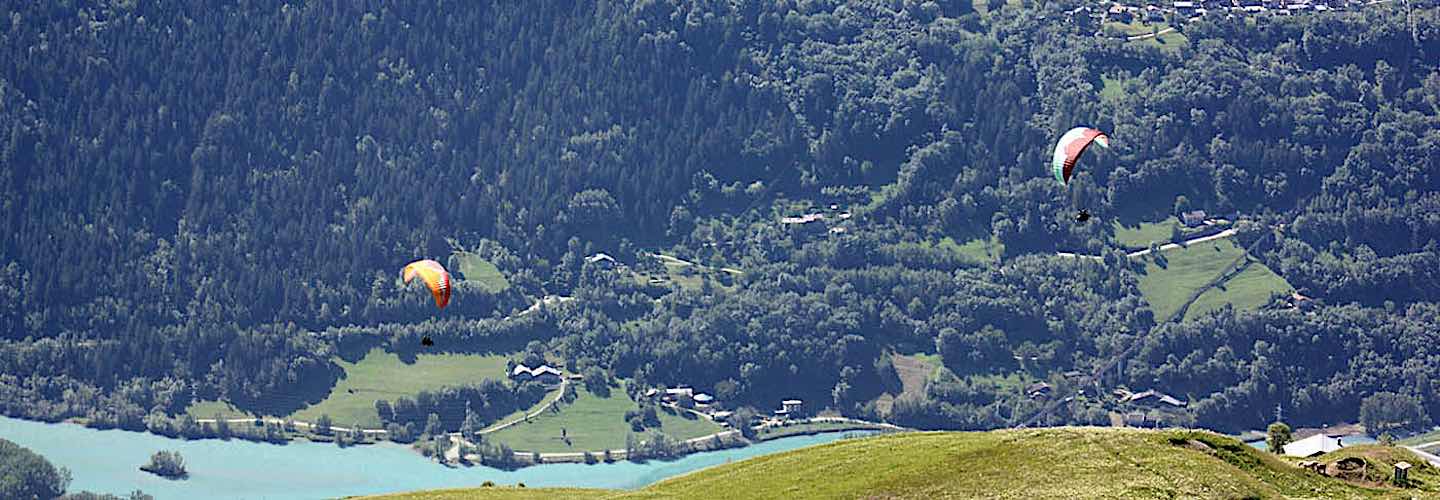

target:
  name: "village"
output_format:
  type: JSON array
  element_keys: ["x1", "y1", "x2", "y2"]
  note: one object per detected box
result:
[
  {"x1": 509, "y1": 362, "x2": 815, "y2": 430},
  {"x1": 1100, "y1": 0, "x2": 1381, "y2": 22}
]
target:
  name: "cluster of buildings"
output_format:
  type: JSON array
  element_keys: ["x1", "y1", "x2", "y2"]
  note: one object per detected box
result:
[
  {"x1": 645, "y1": 386, "x2": 721, "y2": 412},
  {"x1": 1113, "y1": 388, "x2": 1190, "y2": 427},
  {"x1": 644, "y1": 385, "x2": 806, "y2": 428},
  {"x1": 780, "y1": 204, "x2": 853, "y2": 235},
  {"x1": 1106, "y1": 0, "x2": 1362, "y2": 23}
]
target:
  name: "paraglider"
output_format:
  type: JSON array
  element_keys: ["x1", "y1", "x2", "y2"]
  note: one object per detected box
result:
[
  {"x1": 402, "y1": 259, "x2": 452, "y2": 347},
  {"x1": 402, "y1": 259, "x2": 453, "y2": 309},
  {"x1": 1051, "y1": 127, "x2": 1110, "y2": 223}
]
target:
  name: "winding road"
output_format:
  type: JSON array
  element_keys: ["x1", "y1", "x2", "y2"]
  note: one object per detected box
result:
[{"x1": 1405, "y1": 442, "x2": 1440, "y2": 468}]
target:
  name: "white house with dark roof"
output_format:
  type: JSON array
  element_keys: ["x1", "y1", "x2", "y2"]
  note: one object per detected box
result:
[{"x1": 510, "y1": 364, "x2": 563, "y2": 386}]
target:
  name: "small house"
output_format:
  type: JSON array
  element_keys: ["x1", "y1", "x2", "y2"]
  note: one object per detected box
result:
[
  {"x1": 1108, "y1": 4, "x2": 1133, "y2": 22},
  {"x1": 1291, "y1": 292, "x2": 1316, "y2": 310},
  {"x1": 510, "y1": 364, "x2": 563, "y2": 386},
  {"x1": 781, "y1": 399, "x2": 803, "y2": 414},
  {"x1": 1124, "y1": 389, "x2": 1187, "y2": 407},
  {"x1": 1282, "y1": 434, "x2": 1344, "y2": 457},
  {"x1": 1395, "y1": 461, "x2": 1412, "y2": 484},
  {"x1": 663, "y1": 387, "x2": 694, "y2": 402},
  {"x1": 1181, "y1": 210, "x2": 1208, "y2": 227},
  {"x1": 1026, "y1": 382, "x2": 1053, "y2": 399},
  {"x1": 585, "y1": 253, "x2": 618, "y2": 267},
  {"x1": 693, "y1": 393, "x2": 715, "y2": 406},
  {"x1": 643, "y1": 388, "x2": 661, "y2": 399}
]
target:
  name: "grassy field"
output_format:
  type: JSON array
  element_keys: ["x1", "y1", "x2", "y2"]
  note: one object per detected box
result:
[
  {"x1": 370, "y1": 427, "x2": 1439, "y2": 499},
  {"x1": 893, "y1": 236, "x2": 1004, "y2": 265},
  {"x1": 485, "y1": 383, "x2": 721, "y2": 453},
  {"x1": 285, "y1": 348, "x2": 510, "y2": 428},
  {"x1": 452, "y1": 251, "x2": 511, "y2": 293},
  {"x1": 1106, "y1": 19, "x2": 1188, "y2": 53},
  {"x1": 1184, "y1": 260, "x2": 1292, "y2": 321},
  {"x1": 1136, "y1": 239, "x2": 1251, "y2": 322},
  {"x1": 1100, "y1": 74, "x2": 1133, "y2": 102},
  {"x1": 874, "y1": 352, "x2": 940, "y2": 414},
  {"x1": 184, "y1": 400, "x2": 255, "y2": 420},
  {"x1": 1113, "y1": 217, "x2": 1179, "y2": 250},
  {"x1": 634, "y1": 254, "x2": 737, "y2": 293},
  {"x1": 946, "y1": 235, "x2": 1005, "y2": 264}
]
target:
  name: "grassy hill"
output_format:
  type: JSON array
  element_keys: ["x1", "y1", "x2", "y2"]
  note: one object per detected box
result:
[
  {"x1": 1136, "y1": 239, "x2": 1291, "y2": 322},
  {"x1": 363, "y1": 427, "x2": 1440, "y2": 499}
]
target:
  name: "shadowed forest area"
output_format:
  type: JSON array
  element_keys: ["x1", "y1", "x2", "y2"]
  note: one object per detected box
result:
[{"x1": 1, "y1": 0, "x2": 1439, "y2": 444}]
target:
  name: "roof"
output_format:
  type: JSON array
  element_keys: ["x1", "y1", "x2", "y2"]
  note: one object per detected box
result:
[
  {"x1": 530, "y1": 365, "x2": 562, "y2": 377},
  {"x1": 780, "y1": 213, "x2": 825, "y2": 224},
  {"x1": 1157, "y1": 394, "x2": 1186, "y2": 407},
  {"x1": 666, "y1": 387, "x2": 694, "y2": 396},
  {"x1": 1125, "y1": 390, "x2": 1157, "y2": 402},
  {"x1": 1396, "y1": 461, "x2": 1414, "y2": 470},
  {"x1": 512, "y1": 365, "x2": 532, "y2": 376},
  {"x1": 644, "y1": 388, "x2": 659, "y2": 397},
  {"x1": 585, "y1": 253, "x2": 617, "y2": 264},
  {"x1": 693, "y1": 393, "x2": 714, "y2": 403},
  {"x1": 1282, "y1": 434, "x2": 1344, "y2": 457},
  {"x1": 782, "y1": 399, "x2": 803, "y2": 405},
  {"x1": 1026, "y1": 382, "x2": 1052, "y2": 394},
  {"x1": 1125, "y1": 389, "x2": 1187, "y2": 406},
  {"x1": 711, "y1": 411, "x2": 733, "y2": 419}
]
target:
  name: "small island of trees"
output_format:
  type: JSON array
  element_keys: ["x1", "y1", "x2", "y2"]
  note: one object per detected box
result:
[{"x1": 140, "y1": 451, "x2": 188, "y2": 479}]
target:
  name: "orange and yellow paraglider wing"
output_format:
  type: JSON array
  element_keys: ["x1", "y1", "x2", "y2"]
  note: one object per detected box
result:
[{"x1": 402, "y1": 259, "x2": 453, "y2": 309}]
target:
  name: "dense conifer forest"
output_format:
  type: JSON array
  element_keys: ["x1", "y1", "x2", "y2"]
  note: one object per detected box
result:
[{"x1": 2, "y1": 1, "x2": 1438, "y2": 436}]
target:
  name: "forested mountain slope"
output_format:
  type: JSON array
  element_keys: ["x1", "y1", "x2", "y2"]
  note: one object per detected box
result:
[{"x1": 2, "y1": 1, "x2": 1439, "y2": 435}]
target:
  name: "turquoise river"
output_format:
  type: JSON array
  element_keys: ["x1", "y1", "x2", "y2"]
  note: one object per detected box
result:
[{"x1": 1, "y1": 416, "x2": 875, "y2": 499}]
